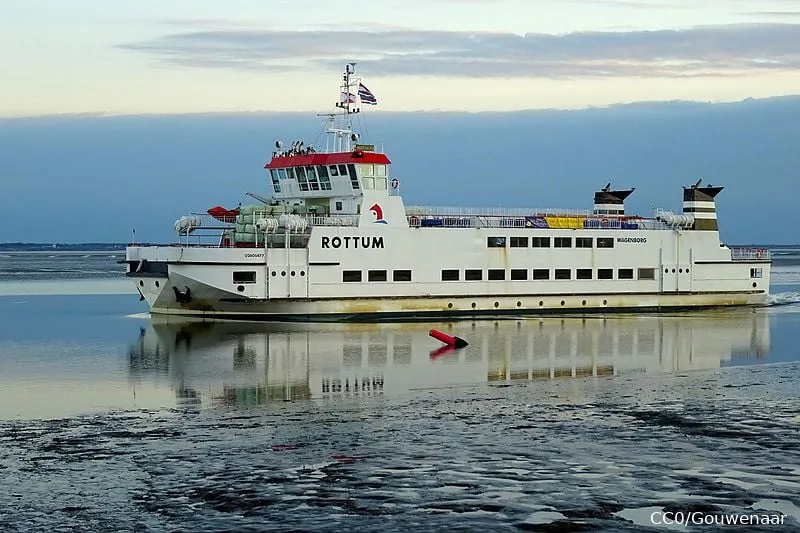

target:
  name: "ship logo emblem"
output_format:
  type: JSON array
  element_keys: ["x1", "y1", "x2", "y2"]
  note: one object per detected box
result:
[{"x1": 369, "y1": 203, "x2": 388, "y2": 224}]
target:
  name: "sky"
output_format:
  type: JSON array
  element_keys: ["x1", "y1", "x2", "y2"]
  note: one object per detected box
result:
[{"x1": 3, "y1": 0, "x2": 800, "y2": 115}]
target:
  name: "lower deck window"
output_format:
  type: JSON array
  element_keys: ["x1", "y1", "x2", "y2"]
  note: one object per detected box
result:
[
  {"x1": 576, "y1": 269, "x2": 592, "y2": 280},
  {"x1": 638, "y1": 268, "x2": 656, "y2": 280},
  {"x1": 555, "y1": 269, "x2": 571, "y2": 280},
  {"x1": 510, "y1": 269, "x2": 528, "y2": 280},
  {"x1": 233, "y1": 271, "x2": 256, "y2": 284},
  {"x1": 488, "y1": 269, "x2": 505, "y2": 280},
  {"x1": 750, "y1": 268, "x2": 763, "y2": 278},
  {"x1": 343, "y1": 270, "x2": 362, "y2": 282},
  {"x1": 465, "y1": 269, "x2": 483, "y2": 281},
  {"x1": 368, "y1": 270, "x2": 388, "y2": 282},
  {"x1": 533, "y1": 269, "x2": 550, "y2": 280},
  {"x1": 598, "y1": 268, "x2": 613, "y2": 280},
  {"x1": 618, "y1": 268, "x2": 634, "y2": 280},
  {"x1": 442, "y1": 269, "x2": 459, "y2": 281},
  {"x1": 393, "y1": 270, "x2": 412, "y2": 282}
]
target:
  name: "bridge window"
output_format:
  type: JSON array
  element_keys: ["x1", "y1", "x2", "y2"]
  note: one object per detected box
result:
[
  {"x1": 233, "y1": 271, "x2": 256, "y2": 284},
  {"x1": 393, "y1": 270, "x2": 412, "y2": 282},
  {"x1": 554, "y1": 237, "x2": 572, "y2": 248},
  {"x1": 618, "y1": 268, "x2": 634, "y2": 279},
  {"x1": 359, "y1": 164, "x2": 374, "y2": 176},
  {"x1": 510, "y1": 237, "x2": 528, "y2": 248},
  {"x1": 576, "y1": 237, "x2": 593, "y2": 248},
  {"x1": 488, "y1": 269, "x2": 505, "y2": 280},
  {"x1": 750, "y1": 268, "x2": 763, "y2": 278},
  {"x1": 285, "y1": 167, "x2": 295, "y2": 180},
  {"x1": 375, "y1": 165, "x2": 387, "y2": 177},
  {"x1": 577, "y1": 269, "x2": 592, "y2": 280},
  {"x1": 555, "y1": 269, "x2": 571, "y2": 280},
  {"x1": 343, "y1": 270, "x2": 362, "y2": 282},
  {"x1": 269, "y1": 169, "x2": 281, "y2": 193},
  {"x1": 277, "y1": 168, "x2": 287, "y2": 180},
  {"x1": 363, "y1": 177, "x2": 375, "y2": 189},
  {"x1": 597, "y1": 237, "x2": 614, "y2": 248},
  {"x1": 329, "y1": 165, "x2": 339, "y2": 176},
  {"x1": 487, "y1": 237, "x2": 506, "y2": 248},
  {"x1": 532, "y1": 237, "x2": 550, "y2": 248},
  {"x1": 465, "y1": 269, "x2": 483, "y2": 281},
  {"x1": 376, "y1": 177, "x2": 387, "y2": 190},
  {"x1": 638, "y1": 268, "x2": 656, "y2": 280},
  {"x1": 296, "y1": 166, "x2": 309, "y2": 191},
  {"x1": 510, "y1": 269, "x2": 528, "y2": 280},
  {"x1": 441, "y1": 269, "x2": 459, "y2": 281},
  {"x1": 306, "y1": 166, "x2": 320, "y2": 191},
  {"x1": 317, "y1": 165, "x2": 332, "y2": 190},
  {"x1": 598, "y1": 269, "x2": 614, "y2": 280},
  {"x1": 533, "y1": 269, "x2": 550, "y2": 280},
  {"x1": 346, "y1": 164, "x2": 360, "y2": 190},
  {"x1": 368, "y1": 270, "x2": 387, "y2": 282}
]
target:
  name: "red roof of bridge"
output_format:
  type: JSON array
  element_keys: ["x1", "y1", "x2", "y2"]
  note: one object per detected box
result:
[{"x1": 265, "y1": 150, "x2": 391, "y2": 169}]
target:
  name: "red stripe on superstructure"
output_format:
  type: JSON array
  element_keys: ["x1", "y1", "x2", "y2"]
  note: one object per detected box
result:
[{"x1": 265, "y1": 151, "x2": 391, "y2": 169}]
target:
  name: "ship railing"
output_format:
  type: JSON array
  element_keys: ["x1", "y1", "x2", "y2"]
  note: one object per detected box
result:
[
  {"x1": 406, "y1": 205, "x2": 595, "y2": 217},
  {"x1": 731, "y1": 248, "x2": 771, "y2": 262}
]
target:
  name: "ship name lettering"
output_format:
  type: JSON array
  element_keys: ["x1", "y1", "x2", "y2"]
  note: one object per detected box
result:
[
  {"x1": 617, "y1": 237, "x2": 647, "y2": 243},
  {"x1": 321, "y1": 236, "x2": 385, "y2": 249}
]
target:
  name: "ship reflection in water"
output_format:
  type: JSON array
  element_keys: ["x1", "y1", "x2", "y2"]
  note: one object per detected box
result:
[{"x1": 128, "y1": 311, "x2": 770, "y2": 409}]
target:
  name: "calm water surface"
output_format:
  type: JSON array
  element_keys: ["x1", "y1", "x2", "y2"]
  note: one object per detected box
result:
[{"x1": 1, "y1": 251, "x2": 800, "y2": 532}]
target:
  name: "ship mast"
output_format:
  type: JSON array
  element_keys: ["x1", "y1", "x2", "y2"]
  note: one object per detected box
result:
[{"x1": 321, "y1": 63, "x2": 362, "y2": 153}]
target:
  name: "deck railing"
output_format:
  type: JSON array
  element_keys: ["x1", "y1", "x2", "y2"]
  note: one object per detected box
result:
[{"x1": 731, "y1": 248, "x2": 771, "y2": 261}]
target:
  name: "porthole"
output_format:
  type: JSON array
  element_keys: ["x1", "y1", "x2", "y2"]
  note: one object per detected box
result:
[
  {"x1": 539, "y1": 301, "x2": 544, "y2": 307},
  {"x1": 237, "y1": 285, "x2": 245, "y2": 292},
  {"x1": 753, "y1": 282, "x2": 757, "y2": 288},
  {"x1": 494, "y1": 301, "x2": 499, "y2": 308},
  {"x1": 582, "y1": 300, "x2": 587, "y2": 306},
  {"x1": 517, "y1": 301, "x2": 522, "y2": 307},
  {"x1": 471, "y1": 302, "x2": 477, "y2": 309},
  {"x1": 139, "y1": 280, "x2": 144, "y2": 287},
  {"x1": 281, "y1": 271, "x2": 286, "y2": 276},
  {"x1": 271, "y1": 271, "x2": 276, "y2": 276},
  {"x1": 291, "y1": 270, "x2": 296, "y2": 276},
  {"x1": 679, "y1": 268, "x2": 683, "y2": 273},
  {"x1": 300, "y1": 271, "x2": 306, "y2": 276},
  {"x1": 560, "y1": 300, "x2": 565, "y2": 306},
  {"x1": 155, "y1": 280, "x2": 160, "y2": 288},
  {"x1": 665, "y1": 268, "x2": 669, "y2": 273},
  {"x1": 448, "y1": 303, "x2": 453, "y2": 309},
  {"x1": 603, "y1": 299, "x2": 608, "y2": 305},
  {"x1": 686, "y1": 269, "x2": 690, "y2": 274}
]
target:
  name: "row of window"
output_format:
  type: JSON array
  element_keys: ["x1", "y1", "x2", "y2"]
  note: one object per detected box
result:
[
  {"x1": 269, "y1": 163, "x2": 390, "y2": 194},
  {"x1": 440, "y1": 268, "x2": 657, "y2": 281},
  {"x1": 339, "y1": 268, "x2": 658, "y2": 283},
  {"x1": 488, "y1": 236, "x2": 616, "y2": 248}
]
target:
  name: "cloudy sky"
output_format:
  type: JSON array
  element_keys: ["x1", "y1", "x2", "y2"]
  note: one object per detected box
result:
[{"x1": 3, "y1": 0, "x2": 800, "y2": 116}]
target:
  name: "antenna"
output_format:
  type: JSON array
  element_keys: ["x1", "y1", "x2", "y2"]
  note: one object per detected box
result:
[
  {"x1": 694, "y1": 178, "x2": 702, "y2": 188},
  {"x1": 602, "y1": 182, "x2": 611, "y2": 192}
]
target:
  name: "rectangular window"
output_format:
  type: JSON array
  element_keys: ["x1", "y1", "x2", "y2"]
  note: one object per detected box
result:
[
  {"x1": 368, "y1": 270, "x2": 387, "y2": 282},
  {"x1": 532, "y1": 237, "x2": 551, "y2": 248},
  {"x1": 346, "y1": 164, "x2": 360, "y2": 190},
  {"x1": 533, "y1": 269, "x2": 550, "y2": 280},
  {"x1": 618, "y1": 268, "x2": 634, "y2": 280},
  {"x1": 555, "y1": 269, "x2": 571, "y2": 280},
  {"x1": 510, "y1": 236, "x2": 528, "y2": 248},
  {"x1": 329, "y1": 165, "x2": 339, "y2": 177},
  {"x1": 441, "y1": 269, "x2": 460, "y2": 281},
  {"x1": 598, "y1": 268, "x2": 614, "y2": 280},
  {"x1": 576, "y1": 237, "x2": 593, "y2": 248},
  {"x1": 487, "y1": 237, "x2": 506, "y2": 248},
  {"x1": 277, "y1": 168, "x2": 287, "y2": 180},
  {"x1": 269, "y1": 169, "x2": 281, "y2": 193},
  {"x1": 285, "y1": 167, "x2": 295, "y2": 180},
  {"x1": 393, "y1": 270, "x2": 412, "y2": 282},
  {"x1": 488, "y1": 269, "x2": 505, "y2": 280},
  {"x1": 343, "y1": 270, "x2": 362, "y2": 282},
  {"x1": 375, "y1": 165, "x2": 387, "y2": 177},
  {"x1": 554, "y1": 237, "x2": 572, "y2": 248},
  {"x1": 465, "y1": 269, "x2": 483, "y2": 281},
  {"x1": 597, "y1": 237, "x2": 614, "y2": 248},
  {"x1": 750, "y1": 268, "x2": 763, "y2": 279},
  {"x1": 335, "y1": 201, "x2": 343, "y2": 211},
  {"x1": 375, "y1": 177, "x2": 387, "y2": 190},
  {"x1": 576, "y1": 268, "x2": 592, "y2": 280},
  {"x1": 233, "y1": 271, "x2": 256, "y2": 284},
  {"x1": 363, "y1": 177, "x2": 375, "y2": 189},
  {"x1": 295, "y1": 166, "x2": 309, "y2": 191},
  {"x1": 638, "y1": 268, "x2": 656, "y2": 280},
  {"x1": 510, "y1": 269, "x2": 528, "y2": 280},
  {"x1": 306, "y1": 166, "x2": 320, "y2": 191},
  {"x1": 317, "y1": 165, "x2": 332, "y2": 190}
]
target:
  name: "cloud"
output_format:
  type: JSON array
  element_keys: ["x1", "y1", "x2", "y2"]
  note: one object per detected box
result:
[{"x1": 119, "y1": 23, "x2": 800, "y2": 79}]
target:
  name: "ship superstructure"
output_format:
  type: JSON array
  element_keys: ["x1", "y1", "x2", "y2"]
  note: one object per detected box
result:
[{"x1": 125, "y1": 64, "x2": 771, "y2": 321}]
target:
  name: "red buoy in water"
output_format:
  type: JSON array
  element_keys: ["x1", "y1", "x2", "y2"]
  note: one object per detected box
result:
[{"x1": 429, "y1": 329, "x2": 469, "y2": 348}]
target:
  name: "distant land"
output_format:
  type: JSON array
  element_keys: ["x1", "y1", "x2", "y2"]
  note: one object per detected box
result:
[{"x1": 0, "y1": 242, "x2": 798, "y2": 252}]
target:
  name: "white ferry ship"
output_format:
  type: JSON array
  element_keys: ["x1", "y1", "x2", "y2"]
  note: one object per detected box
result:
[{"x1": 125, "y1": 64, "x2": 772, "y2": 321}]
